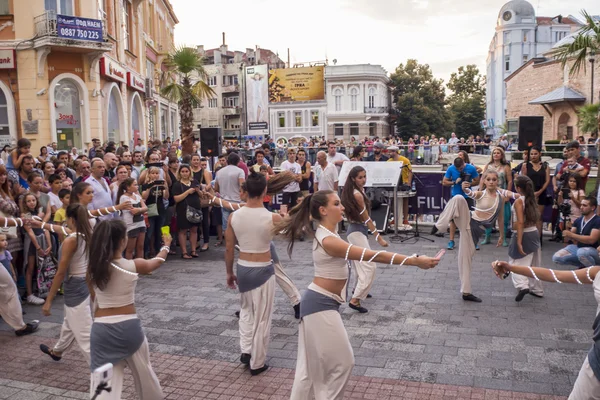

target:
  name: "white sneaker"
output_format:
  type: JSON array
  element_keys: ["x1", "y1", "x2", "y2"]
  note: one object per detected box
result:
[{"x1": 27, "y1": 295, "x2": 45, "y2": 305}]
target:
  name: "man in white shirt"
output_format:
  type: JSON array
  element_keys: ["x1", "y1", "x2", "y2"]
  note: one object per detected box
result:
[
  {"x1": 448, "y1": 132, "x2": 459, "y2": 153},
  {"x1": 279, "y1": 147, "x2": 302, "y2": 208},
  {"x1": 313, "y1": 151, "x2": 338, "y2": 192},
  {"x1": 87, "y1": 158, "x2": 114, "y2": 220},
  {"x1": 133, "y1": 138, "x2": 146, "y2": 154},
  {"x1": 326, "y1": 141, "x2": 349, "y2": 174},
  {"x1": 215, "y1": 152, "x2": 245, "y2": 235},
  {"x1": 47, "y1": 174, "x2": 63, "y2": 214}
]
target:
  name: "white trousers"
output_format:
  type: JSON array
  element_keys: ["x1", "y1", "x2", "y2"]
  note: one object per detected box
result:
[
  {"x1": 90, "y1": 337, "x2": 163, "y2": 400},
  {"x1": 435, "y1": 196, "x2": 476, "y2": 293},
  {"x1": 239, "y1": 275, "x2": 275, "y2": 370},
  {"x1": 291, "y1": 309, "x2": 354, "y2": 400},
  {"x1": 0, "y1": 263, "x2": 25, "y2": 331},
  {"x1": 274, "y1": 260, "x2": 301, "y2": 306},
  {"x1": 510, "y1": 249, "x2": 544, "y2": 296},
  {"x1": 569, "y1": 356, "x2": 600, "y2": 400},
  {"x1": 347, "y1": 231, "x2": 376, "y2": 300},
  {"x1": 53, "y1": 296, "x2": 92, "y2": 363}
]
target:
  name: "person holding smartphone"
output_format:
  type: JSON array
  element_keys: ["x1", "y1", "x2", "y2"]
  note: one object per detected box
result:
[{"x1": 141, "y1": 167, "x2": 169, "y2": 258}]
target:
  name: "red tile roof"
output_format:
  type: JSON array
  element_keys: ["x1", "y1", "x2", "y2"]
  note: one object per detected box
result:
[{"x1": 536, "y1": 16, "x2": 579, "y2": 25}]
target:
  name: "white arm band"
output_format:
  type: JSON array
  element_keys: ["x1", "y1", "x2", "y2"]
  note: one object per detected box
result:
[
  {"x1": 153, "y1": 257, "x2": 166, "y2": 262},
  {"x1": 359, "y1": 206, "x2": 367, "y2": 215},
  {"x1": 88, "y1": 210, "x2": 95, "y2": 218},
  {"x1": 399, "y1": 254, "x2": 418, "y2": 266},
  {"x1": 61, "y1": 226, "x2": 68, "y2": 236},
  {"x1": 368, "y1": 251, "x2": 383, "y2": 263},
  {"x1": 41, "y1": 222, "x2": 46, "y2": 230},
  {"x1": 359, "y1": 248, "x2": 367, "y2": 263},
  {"x1": 364, "y1": 217, "x2": 372, "y2": 225},
  {"x1": 344, "y1": 244, "x2": 353, "y2": 260},
  {"x1": 49, "y1": 223, "x2": 55, "y2": 233}
]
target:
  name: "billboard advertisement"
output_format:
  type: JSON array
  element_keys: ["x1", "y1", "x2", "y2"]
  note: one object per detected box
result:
[
  {"x1": 245, "y1": 65, "x2": 269, "y2": 134},
  {"x1": 268, "y1": 66, "x2": 324, "y2": 102}
]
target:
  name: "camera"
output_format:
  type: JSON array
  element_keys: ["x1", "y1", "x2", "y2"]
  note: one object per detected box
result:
[{"x1": 93, "y1": 363, "x2": 113, "y2": 386}]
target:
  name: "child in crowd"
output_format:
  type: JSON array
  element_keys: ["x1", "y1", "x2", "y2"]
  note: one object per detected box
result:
[
  {"x1": 0, "y1": 233, "x2": 15, "y2": 281},
  {"x1": 21, "y1": 192, "x2": 52, "y2": 305},
  {"x1": 7, "y1": 138, "x2": 31, "y2": 171},
  {"x1": 47, "y1": 174, "x2": 63, "y2": 216},
  {"x1": 53, "y1": 189, "x2": 71, "y2": 242},
  {"x1": 117, "y1": 178, "x2": 148, "y2": 259},
  {"x1": 558, "y1": 173, "x2": 586, "y2": 233},
  {"x1": 260, "y1": 165, "x2": 271, "y2": 210}
]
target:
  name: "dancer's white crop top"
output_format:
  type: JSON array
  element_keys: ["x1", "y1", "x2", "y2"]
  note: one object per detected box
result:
[
  {"x1": 230, "y1": 206, "x2": 274, "y2": 253},
  {"x1": 313, "y1": 226, "x2": 348, "y2": 280},
  {"x1": 64, "y1": 233, "x2": 87, "y2": 278},
  {"x1": 94, "y1": 258, "x2": 138, "y2": 308}
]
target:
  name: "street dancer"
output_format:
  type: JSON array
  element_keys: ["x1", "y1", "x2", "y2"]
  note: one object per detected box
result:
[
  {"x1": 36, "y1": 204, "x2": 94, "y2": 363},
  {"x1": 88, "y1": 220, "x2": 171, "y2": 399},
  {"x1": 341, "y1": 166, "x2": 388, "y2": 313},
  {"x1": 225, "y1": 170, "x2": 282, "y2": 376},
  {"x1": 481, "y1": 147, "x2": 512, "y2": 246},
  {"x1": 491, "y1": 261, "x2": 600, "y2": 399},
  {"x1": 279, "y1": 190, "x2": 440, "y2": 400},
  {"x1": 432, "y1": 169, "x2": 515, "y2": 302}
]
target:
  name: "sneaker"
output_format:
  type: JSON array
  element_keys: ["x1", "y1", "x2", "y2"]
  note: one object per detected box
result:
[
  {"x1": 27, "y1": 295, "x2": 45, "y2": 305},
  {"x1": 447, "y1": 240, "x2": 455, "y2": 250}
]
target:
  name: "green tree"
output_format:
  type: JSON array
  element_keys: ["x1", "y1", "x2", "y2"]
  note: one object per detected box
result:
[
  {"x1": 577, "y1": 103, "x2": 600, "y2": 134},
  {"x1": 550, "y1": 10, "x2": 599, "y2": 76},
  {"x1": 161, "y1": 46, "x2": 214, "y2": 155},
  {"x1": 447, "y1": 65, "x2": 486, "y2": 139},
  {"x1": 390, "y1": 60, "x2": 452, "y2": 140}
]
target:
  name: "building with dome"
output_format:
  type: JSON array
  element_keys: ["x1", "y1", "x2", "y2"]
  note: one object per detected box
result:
[{"x1": 485, "y1": 0, "x2": 579, "y2": 136}]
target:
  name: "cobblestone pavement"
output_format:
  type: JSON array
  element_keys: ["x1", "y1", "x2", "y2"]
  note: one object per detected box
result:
[{"x1": 0, "y1": 232, "x2": 594, "y2": 399}]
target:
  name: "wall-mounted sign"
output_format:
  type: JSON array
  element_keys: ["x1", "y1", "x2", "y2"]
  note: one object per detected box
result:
[
  {"x1": 100, "y1": 57, "x2": 127, "y2": 84},
  {"x1": 127, "y1": 71, "x2": 146, "y2": 93},
  {"x1": 0, "y1": 49, "x2": 15, "y2": 69},
  {"x1": 56, "y1": 14, "x2": 103, "y2": 43}
]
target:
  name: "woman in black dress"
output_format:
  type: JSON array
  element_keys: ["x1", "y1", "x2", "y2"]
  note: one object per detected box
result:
[
  {"x1": 520, "y1": 146, "x2": 551, "y2": 235},
  {"x1": 190, "y1": 154, "x2": 212, "y2": 252},
  {"x1": 172, "y1": 164, "x2": 203, "y2": 259}
]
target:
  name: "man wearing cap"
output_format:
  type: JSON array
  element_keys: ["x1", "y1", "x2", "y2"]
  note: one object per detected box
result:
[
  {"x1": 387, "y1": 146, "x2": 412, "y2": 225},
  {"x1": 556, "y1": 140, "x2": 591, "y2": 189},
  {"x1": 365, "y1": 142, "x2": 389, "y2": 162}
]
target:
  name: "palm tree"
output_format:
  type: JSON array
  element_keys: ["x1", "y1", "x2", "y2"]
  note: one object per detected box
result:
[
  {"x1": 577, "y1": 103, "x2": 600, "y2": 134},
  {"x1": 161, "y1": 46, "x2": 214, "y2": 155},
  {"x1": 550, "y1": 10, "x2": 599, "y2": 76}
]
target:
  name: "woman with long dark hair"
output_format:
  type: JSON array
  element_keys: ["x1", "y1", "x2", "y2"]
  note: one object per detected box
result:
[
  {"x1": 70, "y1": 182, "x2": 132, "y2": 229},
  {"x1": 482, "y1": 147, "x2": 513, "y2": 246},
  {"x1": 279, "y1": 190, "x2": 440, "y2": 399},
  {"x1": 350, "y1": 145, "x2": 365, "y2": 161},
  {"x1": 508, "y1": 176, "x2": 543, "y2": 302},
  {"x1": 172, "y1": 164, "x2": 202, "y2": 259},
  {"x1": 520, "y1": 146, "x2": 551, "y2": 236},
  {"x1": 341, "y1": 166, "x2": 388, "y2": 313},
  {"x1": 88, "y1": 219, "x2": 171, "y2": 399},
  {"x1": 36, "y1": 204, "x2": 94, "y2": 362},
  {"x1": 190, "y1": 154, "x2": 212, "y2": 252}
]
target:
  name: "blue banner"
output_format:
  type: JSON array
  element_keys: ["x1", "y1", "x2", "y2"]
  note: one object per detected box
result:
[{"x1": 56, "y1": 14, "x2": 103, "y2": 42}]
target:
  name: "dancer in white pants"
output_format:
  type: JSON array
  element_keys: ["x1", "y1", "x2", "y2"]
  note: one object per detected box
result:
[
  {"x1": 341, "y1": 166, "x2": 388, "y2": 313},
  {"x1": 277, "y1": 190, "x2": 441, "y2": 400},
  {"x1": 34, "y1": 204, "x2": 93, "y2": 363},
  {"x1": 492, "y1": 261, "x2": 600, "y2": 399},
  {"x1": 88, "y1": 219, "x2": 171, "y2": 400},
  {"x1": 226, "y1": 170, "x2": 284, "y2": 375},
  {"x1": 432, "y1": 170, "x2": 515, "y2": 302},
  {"x1": 508, "y1": 176, "x2": 544, "y2": 302},
  {"x1": 0, "y1": 216, "x2": 38, "y2": 336}
]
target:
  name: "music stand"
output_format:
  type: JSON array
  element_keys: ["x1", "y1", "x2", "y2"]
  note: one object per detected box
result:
[{"x1": 399, "y1": 173, "x2": 436, "y2": 243}]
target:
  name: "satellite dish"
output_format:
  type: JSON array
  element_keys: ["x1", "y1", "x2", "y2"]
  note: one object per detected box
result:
[{"x1": 333, "y1": 59, "x2": 337, "y2": 65}]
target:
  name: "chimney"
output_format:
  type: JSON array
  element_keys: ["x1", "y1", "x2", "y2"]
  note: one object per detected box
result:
[
  {"x1": 287, "y1": 48, "x2": 290, "y2": 69},
  {"x1": 196, "y1": 45, "x2": 204, "y2": 54},
  {"x1": 222, "y1": 32, "x2": 226, "y2": 46}
]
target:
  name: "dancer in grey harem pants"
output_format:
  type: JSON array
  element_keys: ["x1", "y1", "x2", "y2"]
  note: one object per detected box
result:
[
  {"x1": 271, "y1": 242, "x2": 301, "y2": 306},
  {"x1": 0, "y1": 264, "x2": 27, "y2": 331}
]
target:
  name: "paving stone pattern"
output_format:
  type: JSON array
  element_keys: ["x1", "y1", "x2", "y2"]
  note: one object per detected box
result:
[{"x1": 0, "y1": 234, "x2": 594, "y2": 398}]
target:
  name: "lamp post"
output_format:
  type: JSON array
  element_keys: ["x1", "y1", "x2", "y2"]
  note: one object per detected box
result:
[{"x1": 590, "y1": 50, "x2": 596, "y2": 104}]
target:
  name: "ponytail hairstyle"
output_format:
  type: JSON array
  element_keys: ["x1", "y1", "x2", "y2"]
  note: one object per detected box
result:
[
  {"x1": 341, "y1": 166, "x2": 370, "y2": 222},
  {"x1": 88, "y1": 219, "x2": 127, "y2": 291},
  {"x1": 65, "y1": 203, "x2": 93, "y2": 255},
  {"x1": 245, "y1": 170, "x2": 267, "y2": 199},
  {"x1": 116, "y1": 178, "x2": 136, "y2": 204},
  {"x1": 71, "y1": 182, "x2": 91, "y2": 205},
  {"x1": 275, "y1": 190, "x2": 335, "y2": 257},
  {"x1": 264, "y1": 170, "x2": 297, "y2": 196},
  {"x1": 514, "y1": 175, "x2": 539, "y2": 226}
]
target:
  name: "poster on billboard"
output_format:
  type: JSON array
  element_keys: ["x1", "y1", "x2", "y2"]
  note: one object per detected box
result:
[
  {"x1": 268, "y1": 66, "x2": 324, "y2": 103},
  {"x1": 245, "y1": 65, "x2": 269, "y2": 133}
]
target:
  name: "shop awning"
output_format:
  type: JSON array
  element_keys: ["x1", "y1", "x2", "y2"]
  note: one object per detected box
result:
[{"x1": 529, "y1": 86, "x2": 586, "y2": 105}]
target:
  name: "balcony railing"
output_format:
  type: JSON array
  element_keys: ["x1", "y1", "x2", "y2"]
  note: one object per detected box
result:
[
  {"x1": 364, "y1": 106, "x2": 388, "y2": 114},
  {"x1": 222, "y1": 84, "x2": 239, "y2": 93},
  {"x1": 222, "y1": 106, "x2": 240, "y2": 115},
  {"x1": 34, "y1": 10, "x2": 108, "y2": 41}
]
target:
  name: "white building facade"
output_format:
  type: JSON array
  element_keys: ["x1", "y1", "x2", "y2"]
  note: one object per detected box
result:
[
  {"x1": 324, "y1": 64, "x2": 391, "y2": 140},
  {"x1": 485, "y1": 0, "x2": 578, "y2": 136},
  {"x1": 269, "y1": 101, "x2": 328, "y2": 141}
]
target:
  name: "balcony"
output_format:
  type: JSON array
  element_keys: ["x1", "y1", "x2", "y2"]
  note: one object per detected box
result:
[
  {"x1": 33, "y1": 10, "x2": 112, "y2": 53},
  {"x1": 222, "y1": 106, "x2": 241, "y2": 116},
  {"x1": 223, "y1": 129, "x2": 241, "y2": 138},
  {"x1": 364, "y1": 106, "x2": 388, "y2": 114},
  {"x1": 222, "y1": 84, "x2": 239, "y2": 93}
]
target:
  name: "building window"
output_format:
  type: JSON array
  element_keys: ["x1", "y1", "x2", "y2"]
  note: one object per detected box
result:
[
  {"x1": 503, "y1": 31, "x2": 510, "y2": 44},
  {"x1": 54, "y1": 79, "x2": 83, "y2": 149},
  {"x1": 295, "y1": 111, "x2": 302, "y2": 127},
  {"x1": 350, "y1": 87, "x2": 358, "y2": 111},
  {"x1": 278, "y1": 112, "x2": 285, "y2": 128},
  {"x1": 350, "y1": 123, "x2": 359, "y2": 137},
  {"x1": 207, "y1": 76, "x2": 217, "y2": 87},
  {"x1": 523, "y1": 31, "x2": 528, "y2": 42},
  {"x1": 368, "y1": 87, "x2": 376, "y2": 108},
  {"x1": 522, "y1": 54, "x2": 528, "y2": 64},
  {"x1": 223, "y1": 97, "x2": 238, "y2": 107},
  {"x1": 45, "y1": 0, "x2": 74, "y2": 15},
  {"x1": 222, "y1": 75, "x2": 238, "y2": 86},
  {"x1": 208, "y1": 98, "x2": 217, "y2": 108},
  {"x1": 505, "y1": 56, "x2": 510, "y2": 71},
  {"x1": 0, "y1": 0, "x2": 9, "y2": 15},
  {"x1": 334, "y1": 88, "x2": 342, "y2": 112},
  {"x1": 209, "y1": 120, "x2": 219, "y2": 127},
  {"x1": 146, "y1": 60, "x2": 155, "y2": 90},
  {"x1": 334, "y1": 123, "x2": 344, "y2": 137},
  {"x1": 311, "y1": 110, "x2": 319, "y2": 126},
  {"x1": 122, "y1": 0, "x2": 133, "y2": 52},
  {"x1": 369, "y1": 122, "x2": 376, "y2": 136}
]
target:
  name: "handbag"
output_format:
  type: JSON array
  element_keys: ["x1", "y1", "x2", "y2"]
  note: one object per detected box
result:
[
  {"x1": 147, "y1": 187, "x2": 159, "y2": 217},
  {"x1": 185, "y1": 202, "x2": 203, "y2": 224},
  {"x1": 0, "y1": 210, "x2": 17, "y2": 239}
]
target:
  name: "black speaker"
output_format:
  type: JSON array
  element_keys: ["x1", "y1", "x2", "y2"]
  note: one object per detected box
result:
[
  {"x1": 200, "y1": 128, "x2": 222, "y2": 157},
  {"x1": 370, "y1": 202, "x2": 390, "y2": 233},
  {"x1": 518, "y1": 116, "x2": 544, "y2": 151}
]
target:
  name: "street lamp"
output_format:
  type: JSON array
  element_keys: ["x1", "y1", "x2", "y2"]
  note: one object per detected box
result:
[{"x1": 590, "y1": 50, "x2": 596, "y2": 104}]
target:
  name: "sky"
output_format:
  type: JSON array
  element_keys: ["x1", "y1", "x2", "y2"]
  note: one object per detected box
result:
[{"x1": 170, "y1": 0, "x2": 597, "y2": 84}]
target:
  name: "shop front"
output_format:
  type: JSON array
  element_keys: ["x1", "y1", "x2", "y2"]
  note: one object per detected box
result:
[
  {"x1": 100, "y1": 56, "x2": 126, "y2": 145},
  {"x1": 127, "y1": 71, "x2": 146, "y2": 146},
  {"x1": 0, "y1": 49, "x2": 17, "y2": 148}
]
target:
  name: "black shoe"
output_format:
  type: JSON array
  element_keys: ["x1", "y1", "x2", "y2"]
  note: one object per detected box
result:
[
  {"x1": 528, "y1": 291, "x2": 543, "y2": 298},
  {"x1": 250, "y1": 365, "x2": 269, "y2": 376},
  {"x1": 15, "y1": 320, "x2": 39, "y2": 337},
  {"x1": 515, "y1": 289, "x2": 529, "y2": 302},
  {"x1": 40, "y1": 344, "x2": 62, "y2": 361},
  {"x1": 235, "y1": 311, "x2": 240, "y2": 318},
  {"x1": 430, "y1": 225, "x2": 439, "y2": 235},
  {"x1": 240, "y1": 353, "x2": 251, "y2": 365},
  {"x1": 293, "y1": 304, "x2": 300, "y2": 319},
  {"x1": 366, "y1": 294, "x2": 372, "y2": 298},
  {"x1": 462, "y1": 294, "x2": 482, "y2": 303},
  {"x1": 349, "y1": 302, "x2": 368, "y2": 313}
]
